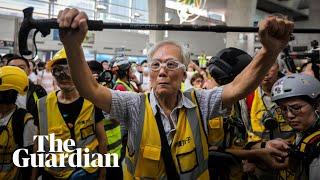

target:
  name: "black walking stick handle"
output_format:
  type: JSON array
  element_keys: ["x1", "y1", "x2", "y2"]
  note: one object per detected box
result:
[
  {"x1": 19, "y1": 7, "x2": 320, "y2": 58},
  {"x1": 19, "y1": 7, "x2": 103, "y2": 56}
]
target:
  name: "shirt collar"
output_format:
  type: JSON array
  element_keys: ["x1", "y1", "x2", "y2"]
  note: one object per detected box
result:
[{"x1": 149, "y1": 89, "x2": 196, "y2": 114}]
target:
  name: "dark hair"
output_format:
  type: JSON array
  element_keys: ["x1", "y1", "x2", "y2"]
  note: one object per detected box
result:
[
  {"x1": 190, "y1": 73, "x2": 204, "y2": 85},
  {"x1": 140, "y1": 60, "x2": 147, "y2": 66},
  {"x1": 2, "y1": 53, "x2": 14, "y2": 61},
  {"x1": 117, "y1": 69, "x2": 129, "y2": 79},
  {"x1": 101, "y1": 60, "x2": 109, "y2": 64},
  {"x1": 6, "y1": 54, "x2": 30, "y2": 68},
  {"x1": 88, "y1": 60, "x2": 103, "y2": 74},
  {"x1": 37, "y1": 61, "x2": 45, "y2": 69},
  {"x1": 0, "y1": 89, "x2": 18, "y2": 104}
]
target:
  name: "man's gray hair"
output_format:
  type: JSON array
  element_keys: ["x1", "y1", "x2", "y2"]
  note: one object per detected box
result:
[{"x1": 147, "y1": 40, "x2": 190, "y2": 67}]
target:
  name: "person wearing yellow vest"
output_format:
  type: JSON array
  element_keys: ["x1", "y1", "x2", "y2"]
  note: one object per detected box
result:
[
  {"x1": 31, "y1": 49, "x2": 107, "y2": 180},
  {"x1": 112, "y1": 56, "x2": 145, "y2": 179},
  {"x1": 244, "y1": 63, "x2": 295, "y2": 179},
  {"x1": 248, "y1": 63, "x2": 294, "y2": 143},
  {"x1": 207, "y1": 47, "x2": 290, "y2": 179},
  {"x1": 268, "y1": 74, "x2": 320, "y2": 180},
  {"x1": 0, "y1": 66, "x2": 37, "y2": 180},
  {"x1": 57, "y1": 9, "x2": 293, "y2": 179},
  {"x1": 112, "y1": 56, "x2": 143, "y2": 93},
  {"x1": 6, "y1": 55, "x2": 47, "y2": 124},
  {"x1": 87, "y1": 60, "x2": 123, "y2": 179}
]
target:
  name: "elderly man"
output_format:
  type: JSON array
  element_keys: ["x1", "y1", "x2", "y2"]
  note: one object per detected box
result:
[{"x1": 57, "y1": 8, "x2": 293, "y2": 179}]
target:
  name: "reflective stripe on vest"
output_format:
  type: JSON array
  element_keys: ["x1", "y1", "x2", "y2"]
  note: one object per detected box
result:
[
  {"x1": 38, "y1": 92, "x2": 99, "y2": 178},
  {"x1": 115, "y1": 79, "x2": 134, "y2": 92},
  {"x1": 33, "y1": 91, "x2": 39, "y2": 103},
  {"x1": 249, "y1": 88, "x2": 293, "y2": 142},
  {"x1": 103, "y1": 119, "x2": 122, "y2": 155},
  {"x1": 0, "y1": 110, "x2": 29, "y2": 179},
  {"x1": 124, "y1": 91, "x2": 209, "y2": 179}
]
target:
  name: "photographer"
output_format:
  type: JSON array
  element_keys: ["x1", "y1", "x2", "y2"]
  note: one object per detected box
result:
[
  {"x1": 269, "y1": 73, "x2": 320, "y2": 179},
  {"x1": 247, "y1": 62, "x2": 294, "y2": 143},
  {"x1": 244, "y1": 62, "x2": 295, "y2": 179},
  {"x1": 206, "y1": 48, "x2": 289, "y2": 180},
  {"x1": 112, "y1": 56, "x2": 143, "y2": 93},
  {"x1": 87, "y1": 60, "x2": 114, "y2": 88}
]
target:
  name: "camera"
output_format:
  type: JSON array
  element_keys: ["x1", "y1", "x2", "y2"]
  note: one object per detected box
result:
[
  {"x1": 98, "y1": 70, "x2": 113, "y2": 84},
  {"x1": 262, "y1": 112, "x2": 278, "y2": 131}
]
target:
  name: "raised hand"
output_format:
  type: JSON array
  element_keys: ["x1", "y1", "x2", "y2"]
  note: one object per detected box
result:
[
  {"x1": 57, "y1": 8, "x2": 88, "y2": 47},
  {"x1": 259, "y1": 16, "x2": 294, "y2": 54}
]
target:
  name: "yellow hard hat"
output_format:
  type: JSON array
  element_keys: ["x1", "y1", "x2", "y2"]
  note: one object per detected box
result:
[
  {"x1": 47, "y1": 48, "x2": 67, "y2": 70},
  {"x1": 0, "y1": 66, "x2": 29, "y2": 95}
]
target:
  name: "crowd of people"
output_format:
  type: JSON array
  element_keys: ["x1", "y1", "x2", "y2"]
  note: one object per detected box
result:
[{"x1": 0, "y1": 7, "x2": 319, "y2": 180}]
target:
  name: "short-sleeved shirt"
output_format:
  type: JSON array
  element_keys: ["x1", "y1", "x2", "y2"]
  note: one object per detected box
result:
[
  {"x1": 109, "y1": 86, "x2": 227, "y2": 144},
  {"x1": 34, "y1": 95, "x2": 104, "y2": 140},
  {"x1": 0, "y1": 108, "x2": 37, "y2": 147}
]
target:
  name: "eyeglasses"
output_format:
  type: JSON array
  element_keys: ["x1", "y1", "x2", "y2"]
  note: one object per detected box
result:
[
  {"x1": 278, "y1": 103, "x2": 308, "y2": 115},
  {"x1": 149, "y1": 59, "x2": 186, "y2": 71},
  {"x1": 52, "y1": 64, "x2": 70, "y2": 77}
]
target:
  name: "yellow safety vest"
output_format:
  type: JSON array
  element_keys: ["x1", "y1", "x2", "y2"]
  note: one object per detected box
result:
[
  {"x1": 0, "y1": 110, "x2": 32, "y2": 180},
  {"x1": 38, "y1": 92, "x2": 99, "y2": 179},
  {"x1": 208, "y1": 103, "x2": 247, "y2": 148},
  {"x1": 249, "y1": 88, "x2": 293, "y2": 142},
  {"x1": 103, "y1": 119, "x2": 122, "y2": 160},
  {"x1": 123, "y1": 91, "x2": 209, "y2": 179},
  {"x1": 115, "y1": 79, "x2": 134, "y2": 92},
  {"x1": 207, "y1": 104, "x2": 246, "y2": 180},
  {"x1": 207, "y1": 116, "x2": 224, "y2": 146},
  {"x1": 180, "y1": 82, "x2": 185, "y2": 92}
]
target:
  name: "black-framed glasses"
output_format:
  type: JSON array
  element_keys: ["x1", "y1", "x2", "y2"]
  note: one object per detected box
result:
[
  {"x1": 278, "y1": 103, "x2": 309, "y2": 115},
  {"x1": 149, "y1": 58, "x2": 186, "y2": 71}
]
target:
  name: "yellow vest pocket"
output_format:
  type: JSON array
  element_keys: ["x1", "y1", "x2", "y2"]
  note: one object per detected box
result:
[
  {"x1": 80, "y1": 124, "x2": 95, "y2": 139},
  {"x1": 176, "y1": 148, "x2": 198, "y2": 173},
  {"x1": 143, "y1": 145, "x2": 161, "y2": 161}
]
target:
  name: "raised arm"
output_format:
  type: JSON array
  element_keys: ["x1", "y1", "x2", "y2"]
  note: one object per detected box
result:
[
  {"x1": 222, "y1": 16, "x2": 294, "y2": 107},
  {"x1": 57, "y1": 8, "x2": 112, "y2": 112}
]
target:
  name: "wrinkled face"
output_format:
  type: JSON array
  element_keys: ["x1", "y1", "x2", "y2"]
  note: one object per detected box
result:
[
  {"x1": 277, "y1": 97, "x2": 316, "y2": 132},
  {"x1": 7, "y1": 59, "x2": 30, "y2": 75},
  {"x1": 149, "y1": 44, "x2": 186, "y2": 97},
  {"x1": 262, "y1": 64, "x2": 279, "y2": 91},
  {"x1": 52, "y1": 63, "x2": 75, "y2": 91}
]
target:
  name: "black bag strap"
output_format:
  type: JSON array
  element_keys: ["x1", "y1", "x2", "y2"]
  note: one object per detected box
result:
[
  {"x1": 155, "y1": 106, "x2": 180, "y2": 180},
  {"x1": 12, "y1": 108, "x2": 29, "y2": 147}
]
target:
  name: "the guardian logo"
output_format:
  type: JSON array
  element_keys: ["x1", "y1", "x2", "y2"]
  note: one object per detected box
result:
[{"x1": 12, "y1": 133, "x2": 119, "y2": 167}]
